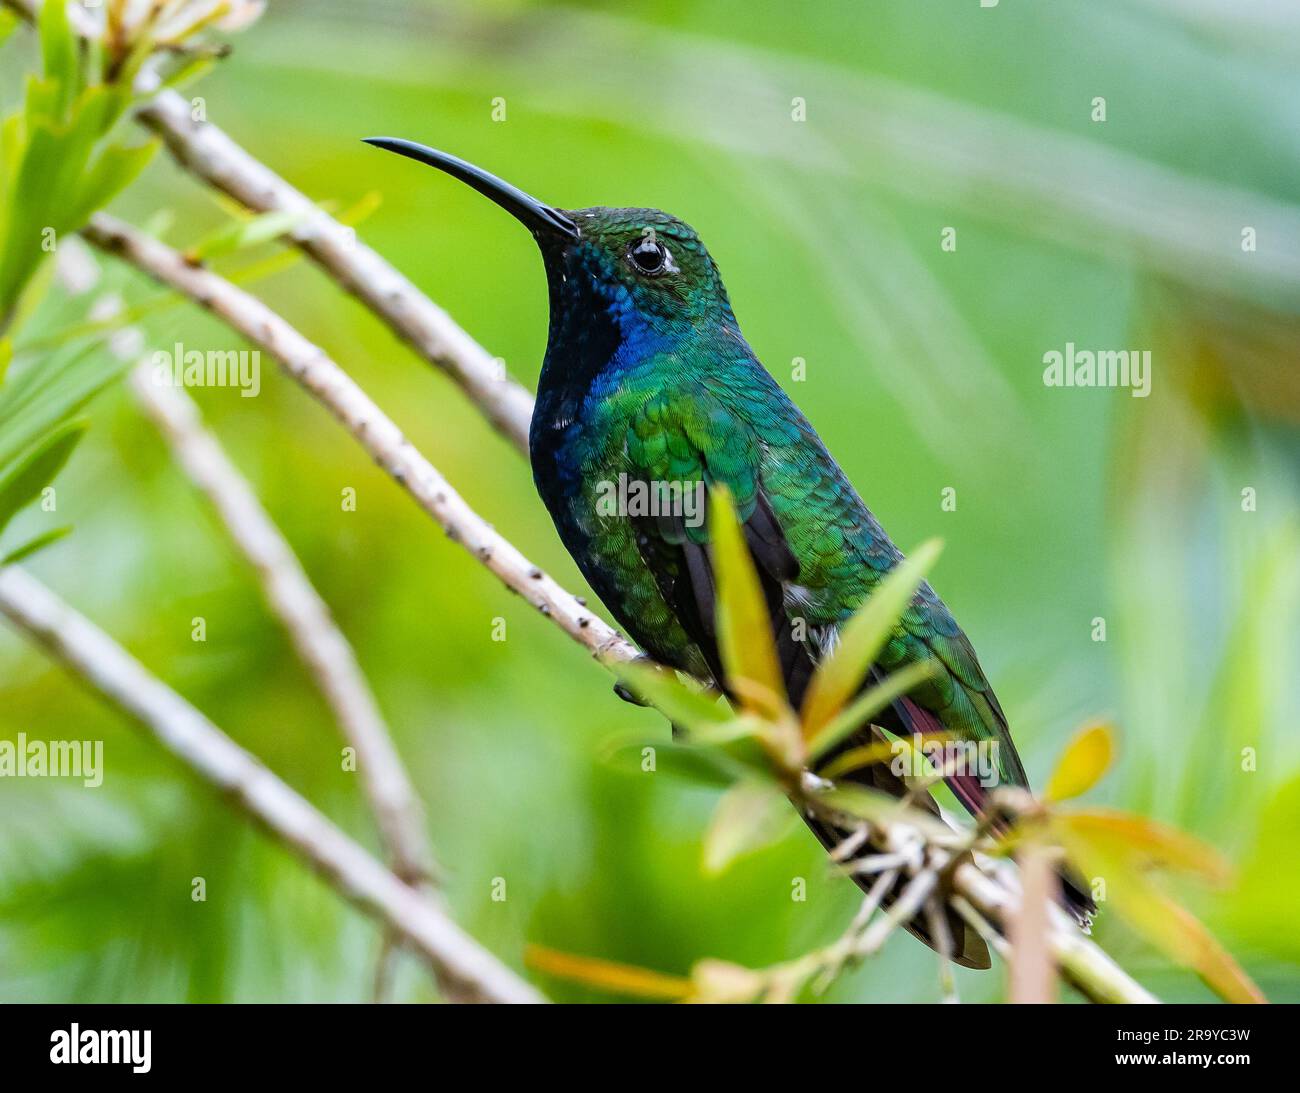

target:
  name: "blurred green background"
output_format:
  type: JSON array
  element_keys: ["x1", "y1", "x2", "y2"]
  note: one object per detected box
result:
[{"x1": 1, "y1": 0, "x2": 1298, "y2": 1002}]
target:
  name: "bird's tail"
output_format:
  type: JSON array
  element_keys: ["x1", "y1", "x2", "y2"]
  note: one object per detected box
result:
[{"x1": 1057, "y1": 863, "x2": 1097, "y2": 929}]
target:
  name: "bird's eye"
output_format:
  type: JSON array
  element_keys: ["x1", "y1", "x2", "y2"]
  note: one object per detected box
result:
[{"x1": 628, "y1": 238, "x2": 669, "y2": 276}]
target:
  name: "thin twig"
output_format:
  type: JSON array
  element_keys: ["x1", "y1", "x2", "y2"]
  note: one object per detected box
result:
[
  {"x1": 854, "y1": 867, "x2": 937, "y2": 959},
  {"x1": 0, "y1": 566, "x2": 544, "y2": 1004},
  {"x1": 1007, "y1": 841, "x2": 1057, "y2": 1004},
  {"x1": 810, "y1": 865, "x2": 898, "y2": 994},
  {"x1": 923, "y1": 894, "x2": 959, "y2": 1004}
]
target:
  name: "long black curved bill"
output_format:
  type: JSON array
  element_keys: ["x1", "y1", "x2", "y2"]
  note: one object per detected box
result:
[{"x1": 363, "y1": 137, "x2": 579, "y2": 240}]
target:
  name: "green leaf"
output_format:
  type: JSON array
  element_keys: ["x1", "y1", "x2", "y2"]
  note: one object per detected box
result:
[
  {"x1": 1044, "y1": 722, "x2": 1114, "y2": 802},
  {"x1": 1224, "y1": 776, "x2": 1300, "y2": 964},
  {"x1": 1, "y1": 523, "x2": 72, "y2": 566},
  {"x1": 0, "y1": 8, "x2": 20, "y2": 49},
  {"x1": 709, "y1": 485, "x2": 786, "y2": 715},
  {"x1": 800, "y1": 539, "x2": 942, "y2": 736},
  {"x1": 806, "y1": 659, "x2": 937, "y2": 762},
  {"x1": 0, "y1": 418, "x2": 85, "y2": 537},
  {"x1": 185, "y1": 207, "x2": 312, "y2": 263},
  {"x1": 68, "y1": 139, "x2": 157, "y2": 228},
  {"x1": 702, "y1": 779, "x2": 791, "y2": 874},
  {"x1": 812, "y1": 783, "x2": 955, "y2": 841},
  {"x1": 39, "y1": 0, "x2": 78, "y2": 115},
  {"x1": 817, "y1": 737, "x2": 911, "y2": 781},
  {"x1": 598, "y1": 734, "x2": 744, "y2": 789},
  {"x1": 0, "y1": 342, "x2": 126, "y2": 472}
]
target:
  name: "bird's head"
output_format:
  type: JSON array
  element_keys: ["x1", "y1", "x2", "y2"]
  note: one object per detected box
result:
[{"x1": 362, "y1": 138, "x2": 735, "y2": 336}]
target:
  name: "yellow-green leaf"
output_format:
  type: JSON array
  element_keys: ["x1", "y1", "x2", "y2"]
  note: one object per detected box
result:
[
  {"x1": 598, "y1": 734, "x2": 741, "y2": 789},
  {"x1": 185, "y1": 207, "x2": 311, "y2": 263},
  {"x1": 703, "y1": 779, "x2": 791, "y2": 874},
  {"x1": 800, "y1": 539, "x2": 942, "y2": 736},
  {"x1": 0, "y1": 418, "x2": 86, "y2": 536},
  {"x1": 1053, "y1": 812, "x2": 1264, "y2": 1004},
  {"x1": 0, "y1": 523, "x2": 71, "y2": 566},
  {"x1": 813, "y1": 784, "x2": 955, "y2": 841},
  {"x1": 817, "y1": 737, "x2": 907, "y2": 781},
  {"x1": 1044, "y1": 721, "x2": 1115, "y2": 802},
  {"x1": 806, "y1": 659, "x2": 937, "y2": 762},
  {"x1": 1054, "y1": 808, "x2": 1231, "y2": 885},
  {"x1": 709, "y1": 486, "x2": 785, "y2": 712}
]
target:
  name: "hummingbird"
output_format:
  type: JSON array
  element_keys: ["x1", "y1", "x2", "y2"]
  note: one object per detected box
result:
[{"x1": 364, "y1": 138, "x2": 1095, "y2": 967}]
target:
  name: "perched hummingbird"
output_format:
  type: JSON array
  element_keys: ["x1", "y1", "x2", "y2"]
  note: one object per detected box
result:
[{"x1": 364, "y1": 138, "x2": 1095, "y2": 966}]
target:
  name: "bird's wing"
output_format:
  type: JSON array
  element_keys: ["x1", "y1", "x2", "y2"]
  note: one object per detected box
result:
[
  {"x1": 621, "y1": 384, "x2": 1007, "y2": 958},
  {"x1": 888, "y1": 588, "x2": 1030, "y2": 794},
  {"x1": 622, "y1": 384, "x2": 815, "y2": 699}
]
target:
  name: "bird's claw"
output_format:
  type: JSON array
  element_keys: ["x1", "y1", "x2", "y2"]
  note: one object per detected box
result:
[
  {"x1": 613, "y1": 655, "x2": 654, "y2": 706},
  {"x1": 613, "y1": 680, "x2": 651, "y2": 707}
]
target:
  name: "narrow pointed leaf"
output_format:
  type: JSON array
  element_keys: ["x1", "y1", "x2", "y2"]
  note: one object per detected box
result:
[
  {"x1": 709, "y1": 486, "x2": 784, "y2": 710},
  {"x1": 813, "y1": 784, "x2": 956, "y2": 841},
  {"x1": 599, "y1": 735, "x2": 731, "y2": 788},
  {"x1": 0, "y1": 523, "x2": 71, "y2": 565},
  {"x1": 1055, "y1": 808, "x2": 1231, "y2": 885},
  {"x1": 1053, "y1": 812, "x2": 1264, "y2": 1003},
  {"x1": 185, "y1": 207, "x2": 312, "y2": 263},
  {"x1": 0, "y1": 418, "x2": 86, "y2": 536},
  {"x1": 817, "y1": 738, "x2": 907, "y2": 781},
  {"x1": 806, "y1": 659, "x2": 937, "y2": 761},
  {"x1": 801, "y1": 539, "x2": 942, "y2": 735},
  {"x1": 703, "y1": 779, "x2": 791, "y2": 873},
  {"x1": 39, "y1": 0, "x2": 77, "y2": 111}
]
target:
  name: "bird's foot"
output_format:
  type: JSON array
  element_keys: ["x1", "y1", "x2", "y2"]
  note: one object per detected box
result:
[{"x1": 612, "y1": 654, "x2": 654, "y2": 707}]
